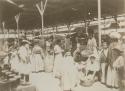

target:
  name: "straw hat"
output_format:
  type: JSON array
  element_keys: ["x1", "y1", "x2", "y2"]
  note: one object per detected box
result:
[
  {"x1": 89, "y1": 54, "x2": 97, "y2": 59},
  {"x1": 113, "y1": 48, "x2": 123, "y2": 55},
  {"x1": 22, "y1": 40, "x2": 31, "y2": 44},
  {"x1": 109, "y1": 32, "x2": 121, "y2": 39}
]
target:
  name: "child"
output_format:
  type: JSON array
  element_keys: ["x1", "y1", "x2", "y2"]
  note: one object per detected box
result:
[{"x1": 85, "y1": 54, "x2": 100, "y2": 80}]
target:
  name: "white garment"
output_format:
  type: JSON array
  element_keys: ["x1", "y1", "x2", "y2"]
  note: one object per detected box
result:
[
  {"x1": 61, "y1": 56, "x2": 79, "y2": 90},
  {"x1": 31, "y1": 45, "x2": 44, "y2": 72},
  {"x1": 113, "y1": 56, "x2": 124, "y2": 68},
  {"x1": 10, "y1": 51, "x2": 20, "y2": 71},
  {"x1": 45, "y1": 54, "x2": 54, "y2": 72},
  {"x1": 106, "y1": 66, "x2": 119, "y2": 87},
  {"x1": 87, "y1": 37, "x2": 97, "y2": 51},
  {"x1": 86, "y1": 58, "x2": 100, "y2": 72},
  {"x1": 100, "y1": 63, "x2": 107, "y2": 83},
  {"x1": 18, "y1": 46, "x2": 31, "y2": 74},
  {"x1": 53, "y1": 45, "x2": 63, "y2": 77}
]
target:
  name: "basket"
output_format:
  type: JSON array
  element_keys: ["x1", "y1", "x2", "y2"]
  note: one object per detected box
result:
[
  {"x1": 81, "y1": 50, "x2": 93, "y2": 57},
  {"x1": 80, "y1": 79, "x2": 94, "y2": 87}
]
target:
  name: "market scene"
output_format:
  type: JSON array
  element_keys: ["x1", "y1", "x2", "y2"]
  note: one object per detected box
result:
[{"x1": 0, "y1": 0, "x2": 125, "y2": 91}]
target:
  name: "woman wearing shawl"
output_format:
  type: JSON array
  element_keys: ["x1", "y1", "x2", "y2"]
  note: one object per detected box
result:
[
  {"x1": 106, "y1": 32, "x2": 123, "y2": 88},
  {"x1": 119, "y1": 36, "x2": 125, "y2": 91}
]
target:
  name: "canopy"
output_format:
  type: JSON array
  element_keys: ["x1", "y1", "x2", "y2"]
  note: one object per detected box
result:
[{"x1": 0, "y1": 0, "x2": 125, "y2": 29}]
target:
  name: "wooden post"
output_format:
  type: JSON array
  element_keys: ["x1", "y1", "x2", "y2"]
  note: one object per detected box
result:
[
  {"x1": 15, "y1": 13, "x2": 20, "y2": 47},
  {"x1": 36, "y1": 0, "x2": 48, "y2": 37},
  {"x1": 2, "y1": 22, "x2": 5, "y2": 43},
  {"x1": 2, "y1": 22, "x2": 6, "y2": 52},
  {"x1": 67, "y1": 24, "x2": 71, "y2": 35},
  {"x1": 98, "y1": 0, "x2": 102, "y2": 48}
]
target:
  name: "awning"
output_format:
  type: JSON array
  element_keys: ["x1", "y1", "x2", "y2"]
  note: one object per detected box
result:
[{"x1": 0, "y1": 0, "x2": 125, "y2": 29}]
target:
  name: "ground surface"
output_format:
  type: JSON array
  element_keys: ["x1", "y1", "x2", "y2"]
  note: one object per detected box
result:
[{"x1": 29, "y1": 72, "x2": 119, "y2": 91}]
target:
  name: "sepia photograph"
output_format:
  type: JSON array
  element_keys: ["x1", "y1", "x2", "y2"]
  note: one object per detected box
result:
[{"x1": 0, "y1": 0, "x2": 125, "y2": 91}]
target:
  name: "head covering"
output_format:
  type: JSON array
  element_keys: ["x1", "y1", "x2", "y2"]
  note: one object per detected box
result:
[
  {"x1": 113, "y1": 48, "x2": 123, "y2": 55},
  {"x1": 65, "y1": 52, "x2": 71, "y2": 56},
  {"x1": 114, "y1": 44, "x2": 123, "y2": 52},
  {"x1": 109, "y1": 32, "x2": 121, "y2": 39},
  {"x1": 33, "y1": 39, "x2": 39, "y2": 43},
  {"x1": 122, "y1": 36, "x2": 125, "y2": 40},
  {"x1": 89, "y1": 54, "x2": 97, "y2": 59},
  {"x1": 22, "y1": 40, "x2": 31, "y2": 44}
]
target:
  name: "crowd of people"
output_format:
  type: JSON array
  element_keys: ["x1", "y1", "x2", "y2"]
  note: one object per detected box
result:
[{"x1": 1, "y1": 31, "x2": 125, "y2": 91}]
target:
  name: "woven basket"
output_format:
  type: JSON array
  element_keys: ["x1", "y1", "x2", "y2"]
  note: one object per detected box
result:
[
  {"x1": 81, "y1": 50, "x2": 93, "y2": 57},
  {"x1": 80, "y1": 79, "x2": 94, "y2": 87}
]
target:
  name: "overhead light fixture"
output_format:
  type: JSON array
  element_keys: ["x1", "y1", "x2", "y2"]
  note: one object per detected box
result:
[{"x1": 19, "y1": 4, "x2": 24, "y2": 8}]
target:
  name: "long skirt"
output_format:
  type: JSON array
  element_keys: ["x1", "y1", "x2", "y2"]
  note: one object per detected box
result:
[
  {"x1": 44, "y1": 55, "x2": 54, "y2": 72},
  {"x1": 119, "y1": 80, "x2": 125, "y2": 91},
  {"x1": 61, "y1": 63, "x2": 79, "y2": 90},
  {"x1": 31, "y1": 54, "x2": 44, "y2": 72},
  {"x1": 53, "y1": 54, "x2": 63, "y2": 78},
  {"x1": 106, "y1": 65, "x2": 119, "y2": 88},
  {"x1": 10, "y1": 55, "x2": 20, "y2": 72},
  {"x1": 100, "y1": 63, "x2": 107, "y2": 83},
  {"x1": 18, "y1": 63, "x2": 31, "y2": 74}
]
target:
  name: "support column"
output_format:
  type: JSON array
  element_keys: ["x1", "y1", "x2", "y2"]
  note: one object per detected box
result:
[
  {"x1": 98, "y1": 0, "x2": 101, "y2": 48},
  {"x1": 15, "y1": 13, "x2": 20, "y2": 46},
  {"x1": 36, "y1": 0, "x2": 48, "y2": 36},
  {"x1": 2, "y1": 22, "x2": 5, "y2": 43}
]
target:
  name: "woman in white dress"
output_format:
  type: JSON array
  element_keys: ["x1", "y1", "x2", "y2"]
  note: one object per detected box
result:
[
  {"x1": 31, "y1": 39, "x2": 45, "y2": 72},
  {"x1": 18, "y1": 40, "x2": 31, "y2": 83},
  {"x1": 53, "y1": 39, "x2": 64, "y2": 78},
  {"x1": 61, "y1": 52, "x2": 79, "y2": 91},
  {"x1": 87, "y1": 34, "x2": 97, "y2": 52},
  {"x1": 44, "y1": 48, "x2": 54, "y2": 73},
  {"x1": 10, "y1": 50, "x2": 20, "y2": 72}
]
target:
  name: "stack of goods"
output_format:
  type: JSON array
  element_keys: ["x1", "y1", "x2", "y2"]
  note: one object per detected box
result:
[{"x1": 0, "y1": 64, "x2": 21, "y2": 88}]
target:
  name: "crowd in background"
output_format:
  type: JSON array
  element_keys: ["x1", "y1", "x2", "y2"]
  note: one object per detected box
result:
[{"x1": 1, "y1": 30, "x2": 125, "y2": 91}]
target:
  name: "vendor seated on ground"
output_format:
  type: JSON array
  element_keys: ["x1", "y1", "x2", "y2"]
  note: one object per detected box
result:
[{"x1": 85, "y1": 54, "x2": 100, "y2": 81}]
